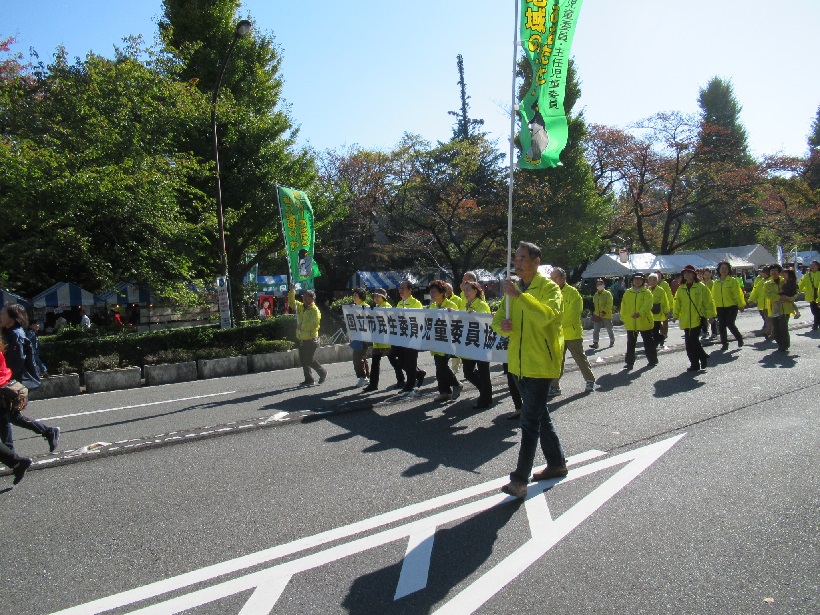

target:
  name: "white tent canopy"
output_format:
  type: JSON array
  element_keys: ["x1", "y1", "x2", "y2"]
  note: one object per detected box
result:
[
  {"x1": 675, "y1": 244, "x2": 775, "y2": 268},
  {"x1": 581, "y1": 253, "x2": 716, "y2": 279}
]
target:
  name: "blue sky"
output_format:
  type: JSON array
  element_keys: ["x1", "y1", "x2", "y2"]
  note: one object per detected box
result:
[{"x1": 3, "y1": 0, "x2": 819, "y2": 159}]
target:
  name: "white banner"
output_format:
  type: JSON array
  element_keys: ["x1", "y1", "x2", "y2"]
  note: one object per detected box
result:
[{"x1": 342, "y1": 305, "x2": 509, "y2": 363}]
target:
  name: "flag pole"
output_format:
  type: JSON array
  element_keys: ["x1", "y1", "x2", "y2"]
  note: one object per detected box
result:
[{"x1": 505, "y1": 0, "x2": 519, "y2": 319}]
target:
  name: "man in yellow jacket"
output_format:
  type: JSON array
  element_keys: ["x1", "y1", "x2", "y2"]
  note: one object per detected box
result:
[
  {"x1": 549, "y1": 268, "x2": 596, "y2": 394},
  {"x1": 673, "y1": 265, "x2": 717, "y2": 372},
  {"x1": 589, "y1": 277, "x2": 615, "y2": 349},
  {"x1": 620, "y1": 273, "x2": 658, "y2": 370},
  {"x1": 798, "y1": 259, "x2": 820, "y2": 330},
  {"x1": 492, "y1": 242, "x2": 567, "y2": 499},
  {"x1": 289, "y1": 284, "x2": 327, "y2": 386},
  {"x1": 748, "y1": 265, "x2": 771, "y2": 336}
]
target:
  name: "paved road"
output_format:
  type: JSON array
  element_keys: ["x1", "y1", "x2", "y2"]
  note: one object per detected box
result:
[{"x1": 2, "y1": 308, "x2": 817, "y2": 614}]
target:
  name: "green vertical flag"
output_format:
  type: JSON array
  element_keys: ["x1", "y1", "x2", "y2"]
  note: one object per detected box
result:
[
  {"x1": 277, "y1": 186, "x2": 321, "y2": 285},
  {"x1": 518, "y1": 0, "x2": 584, "y2": 169}
]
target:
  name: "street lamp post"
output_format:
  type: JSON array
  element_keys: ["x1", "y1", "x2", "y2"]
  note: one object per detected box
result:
[{"x1": 212, "y1": 19, "x2": 251, "y2": 328}]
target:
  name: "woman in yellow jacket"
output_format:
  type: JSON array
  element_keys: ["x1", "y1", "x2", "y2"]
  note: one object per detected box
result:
[
  {"x1": 460, "y1": 281, "x2": 493, "y2": 408},
  {"x1": 748, "y1": 265, "x2": 771, "y2": 336},
  {"x1": 673, "y1": 265, "x2": 717, "y2": 372},
  {"x1": 362, "y1": 288, "x2": 405, "y2": 392},
  {"x1": 798, "y1": 259, "x2": 820, "y2": 330},
  {"x1": 647, "y1": 273, "x2": 671, "y2": 351},
  {"x1": 620, "y1": 273, "x2": 657, "y2": 370},
  {"x1": 711, "y1": 261, "x2": 746, "y2": 350},
  {"x1": 426, "y1": 280, "x2": 461, "y2": 402}
]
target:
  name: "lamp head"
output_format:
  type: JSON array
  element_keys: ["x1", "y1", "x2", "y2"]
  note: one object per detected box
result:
[{"x1": 235, "y1": 20, "x2": 252, "y2": 37}]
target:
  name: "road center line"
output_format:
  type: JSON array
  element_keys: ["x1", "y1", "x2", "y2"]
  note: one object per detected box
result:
[{"x1": 39, "y1": 392, "x2": 237, "y2": 421}]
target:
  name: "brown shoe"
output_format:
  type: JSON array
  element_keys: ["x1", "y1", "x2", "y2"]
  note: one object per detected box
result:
[
  {"x1": 531, "y1": 465, "x2": 568, "y2": 481},
  {"x1": 500, "y1": 479, "x2": 528, "y2": 499}
]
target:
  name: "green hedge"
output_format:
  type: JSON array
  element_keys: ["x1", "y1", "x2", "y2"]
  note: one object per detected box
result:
[{"x1": 41, "y1": 316, "x2": 297, "y2": 375}]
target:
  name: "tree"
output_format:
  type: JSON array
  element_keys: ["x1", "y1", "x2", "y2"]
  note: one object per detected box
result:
[
  {"x1": 689, "y1": 77, "x2": 760, "y2": 246},
  {"x1": 0, "y1": 38, "x2": 213, "y2": 298},
  {"x1": 447, "y1": 54, "x2": 484, "y2": 141},
  {"x1": 158, "y1": 0, "x2": 330, "y2": 314}
]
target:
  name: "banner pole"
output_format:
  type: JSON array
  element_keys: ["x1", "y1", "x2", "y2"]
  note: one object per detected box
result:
[
  {"x1": 274, "y1": 186, "x2": 293, "y2": 314},
  {"x1": 505, "y1": 0, "x2": 519, "y2": 319}
]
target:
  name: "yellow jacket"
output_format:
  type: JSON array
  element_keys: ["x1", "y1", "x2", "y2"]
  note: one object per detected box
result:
[
  {"x1": 450, "y1": 293, "x2": 466, "y2": 310},
  {"x1": 558, "y1": 283, "x2": 584, "y2": 341},
  {"x1": 397, "y1": 295, "x2": 423, "y2": 310},
  {"x1": 491, "y1": 272, "x2": 563, "y2": 379},
  {"x1": 798, "y1": 271, "x2": 820, "y2": 302},
  {"x1": 288, "y1": 289, "x2": 321, "y2": 340},
  {"x1": 464, "y1": 297, "x2": 491, "y2": 314},
  {"x1": 659, "y1": 280, "x2": 674, "y2": 308},
  {"x1": 620, "y1": 286, "x2": 655, "y2": 331},
  {"x1": 748, "y1": 275, "x2": 769, "y2": 312},
  {"x1": 673, "y1": 281, "x2": 717, "y2": 329},
  {"x1": 648, "y1": 285, "x2": 670, "y2": 322},
  {"x1": 711, "y1": 276, "x2": 746, "y2": 309},
  {"x1": 763, "y1": 276, "x2": 796, "y2": 316},
  {"x1": 592, "y1": 289, "x2": 614, "y2": 319}
]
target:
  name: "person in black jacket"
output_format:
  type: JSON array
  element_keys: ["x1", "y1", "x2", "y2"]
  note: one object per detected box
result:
[{"x1": 0, "y1": 304, "x2": 60, "y2": 453}]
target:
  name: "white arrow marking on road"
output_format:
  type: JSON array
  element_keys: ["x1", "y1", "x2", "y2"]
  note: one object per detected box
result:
[
  {"x1": 47, "y1": 439, "x2": 690, "y2": 615},
  {"x1": 394, "y1": 526, "x2": 437, "y2": 600}
]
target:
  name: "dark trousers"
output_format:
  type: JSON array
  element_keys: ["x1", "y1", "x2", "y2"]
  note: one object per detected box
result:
[
  {"x1": 298, "y1": 338, "x2": 325, "y2": 382},
  {"x1": 809, "y1": 302, "x2": 820, "y2": 329},
  {"x1": 0, "y1": 439, "x2": 27, "y2": 469},
  {"x1": 462, "y1": 359, "x2": 492, "y2": 404},
  {"x1": 700, "y1": 316, "x2": 717, "y2": 337},
  {"x1": 352, "y1": 346, "x2": 369, "y2": 379},
  {"x1": 397, "y1": 347, "x2": 423, "y2": 392},
  {"x1": 683, "y1": 327, "x2": 708, "y2": 367},
  {"x1": 433, "y1": 354, "x2": 459, "y2": 394},
  {"x1": 510, "y1": 376, "x2": 565, "y2": 482},
  {"x1": 0, "y1": 413, "x2": 49, "y2": 452},
  {"x1": 771, "y1": 315, "x2": 790, "y2": 351},
  {"x1": 652, "y1": 321, "x2": 666, "y2": 350},
  {"x1": 625, "y1": 329, "x2": 657, "y2": 366},
  {"x1": 503, "y1": 364, "x2": 522, "y2": 410},
  {"x1": 369, "y1": 347, "x2": 404, "y2": 388},
  {"x1": 716, "y1": 306, "x2": 743, "y2": 344}
]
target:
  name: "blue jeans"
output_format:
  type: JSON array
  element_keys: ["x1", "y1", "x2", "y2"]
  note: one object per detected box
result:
[{"x1": 510, "y1": 376, "x2": 565, "y2": 482}]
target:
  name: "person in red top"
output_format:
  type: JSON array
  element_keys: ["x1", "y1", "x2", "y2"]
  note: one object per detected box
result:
[{"x1": 0, "y1": 344, "x2": 33, "y2": 484}]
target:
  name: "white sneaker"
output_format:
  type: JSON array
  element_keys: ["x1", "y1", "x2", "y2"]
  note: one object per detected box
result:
[
  {"x1": 406, "y1": 389, "x2": 420, "y2": 398},
  {"x1": 356, "y1": 377, "x2": 368, "y2": 387}
]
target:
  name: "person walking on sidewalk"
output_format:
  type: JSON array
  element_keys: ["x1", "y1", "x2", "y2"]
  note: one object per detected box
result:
[
  {"x1": 748, "y1": 266, "x2": 771, "y2": 336},
  {"x1": 350, "y1": 288, "x2": 370, "y2": 387},
  {"x1": 798, "y1": 260, "x2": 820, "y2": 330},
  {"x1": 672, "y1": 265, "x2": 717, "y2": 372},
  {"x1": 0, "y1": 305, "x2": 60, "y2": 454},
  {"x1": 589, "y1": 278, "x2": 615, "y2": 349},
  {"x1": 363, "y1": 289, "x2": 405, "y2": 392},
  {"x1": 396, "y1": 281, "x2": 426, "y2": 398},
  {"x1": 699, "y1": 269, "x2": 718, "y2": 340},
  {"x1": 288, "y1": 284, "x2": 327, "y2": 386},
  {"x1": 460, "y1": 281, "x2": 493, "y2": 408},
  {"x1": 492, "y1": 242, "x2": 567, "y2": 499},
  {"x1": 763, "y1": 264, "x2": 796, "y2": 353},
  {"x1": 549, "y1": 268, "x2": 596, "y2": 394},
  {"x1": 647, "y1": 273, "x2": 671, "y2": 351},
  {"x1": 620, "y1": 274, "x2": 658, "y2": 370},
  {"x1": 712, "y1": 261, "x2": 746, "y2": 350},
  {"x1": 426, "y1": 280, "x2": 461, "y2": 402}
]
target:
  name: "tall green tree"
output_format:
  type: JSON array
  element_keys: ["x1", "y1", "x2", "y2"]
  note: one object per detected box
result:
[
  {"x1": 689, "y1": 76, "x2": 760, "y2": 246},
  {"x1": 158, "y1": 0, "x2": 329, "y2": 313}
]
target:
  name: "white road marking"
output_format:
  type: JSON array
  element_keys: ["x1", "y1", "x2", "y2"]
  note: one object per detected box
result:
[
  {"x1": 39, "y1": 392, "x2": 237, "y2": 421},
  {"x1": 395, "y1": 526, "x2": 437, "y2": 600},
  {"x1": 51, "y1": 443, "x2": 681, "y2": 615}
]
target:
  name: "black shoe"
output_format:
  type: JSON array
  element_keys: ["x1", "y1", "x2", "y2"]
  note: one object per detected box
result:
[
  {"x1": 507, "y1": 410, "x2": 521, "y2": 421},
  {"x1": 700, "y1": 358, "x2": 708, "y2": 369},
  {"x1": 362, "y1": 384, "x2": 378, "y2": 392},
  {"x1": 720, "y1": 343, "x2": 729, "y2": 351},
  {"x1": 318, "y1": 371, "x2": 327, "y2": 384},
  {"x1": 737, "y1": 338, "x2": 744, "y2": 347},
  {"x1": 46, "y1": 427, "x2": 60, "y2": 453},
  {"x1": 416, "y1": 370, "x2": 426, "y2": 388},
  {"x1": 12, "y1": 458, "x2": 32, "y2": 485},
  {"x1": 472, "y1": 400, "x2": 492, "y2": 409},
  {"x1": 686, "y1": 364, "x2": 700, "y2": 372},
  {"x1": 299, "y1": 380, "x2": 315, "y2": 386},
  {"x1": 623, "y1": 364, "x2": 633, "y2": 371},
  {"x1": 647, "y1": 361, "x2": 658, "y2": 367}
]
